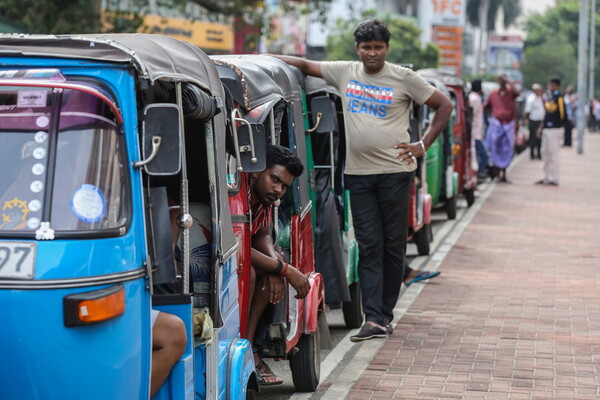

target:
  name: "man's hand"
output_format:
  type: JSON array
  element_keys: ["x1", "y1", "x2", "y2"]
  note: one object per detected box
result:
[
  {"x1": 263, "y1": 274, "x2": 285, "y2": 304},
  {"x1": 283, "y1": 264, "x2": 311, "y2": 299},
  {"x1": 394, "y1": 141, "x2": 425, "y2": 164}
]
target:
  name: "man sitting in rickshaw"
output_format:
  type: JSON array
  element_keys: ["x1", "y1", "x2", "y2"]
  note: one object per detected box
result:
[{"x1": 246, "y1": 144, "x2": 311, "y2": 386}]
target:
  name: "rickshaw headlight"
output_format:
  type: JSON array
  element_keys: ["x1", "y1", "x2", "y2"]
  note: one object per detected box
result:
[{"x1": 63, "y1": 284, "x2": 125, "y2": 327}]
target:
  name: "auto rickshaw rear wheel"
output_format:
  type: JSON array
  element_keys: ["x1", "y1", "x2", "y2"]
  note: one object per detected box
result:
[
  {"x1": 464, "y1": 188, "x2": 475, "y2": 207},
  {"x1": 445, "y1": 195, "x2": 457, "y2": 220},
  {"x1": 342, "y1": 282, "x2": 363, "y2": 329},
  {"x1": 289, "y1": 314, "x2": 321, "y2": 392},
  {"x1": 414, "y1": 223, "x2": 432, "y2": 256}
]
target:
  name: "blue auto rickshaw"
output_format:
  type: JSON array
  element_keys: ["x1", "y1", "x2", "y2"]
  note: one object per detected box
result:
[{"x1": 0, "y1": 34, "x2": 258, "y2": 399}]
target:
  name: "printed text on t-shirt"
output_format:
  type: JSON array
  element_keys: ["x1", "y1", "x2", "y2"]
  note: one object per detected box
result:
[{"x1": 345, "y1": 80, "x2": 393, "y2": 118}]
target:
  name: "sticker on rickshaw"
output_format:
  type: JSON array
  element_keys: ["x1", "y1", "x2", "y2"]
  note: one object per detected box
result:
[
  {"x1": 0, "y1": 242, "x2": 36, "y2": 279},
  {"x1": 70, "y1": 184, "x2": 106, "y2": 223}
]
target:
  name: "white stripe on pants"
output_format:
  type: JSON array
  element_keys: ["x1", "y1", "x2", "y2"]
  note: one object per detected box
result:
[{"x1": 541, "y1": 127, "x2": 564, "y2": 183}]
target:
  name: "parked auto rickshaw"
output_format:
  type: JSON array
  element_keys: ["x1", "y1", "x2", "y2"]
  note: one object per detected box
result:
[
  {"x1": 303, "y1": 76, "x2": 361, "y2": 328},
  {"x1": 419, "y1": 69, "x2": 477, "y2": 207},
  {"x1": 211, "y1": 54, "x2": 325, "y2": 392},
  {"x1": 0, "y1": 34, "x2": 258, "y2": 399},
  {"x1": 418, "y1": 73, "x2": 459, "y2": 220},
  {"x1": 406, "y1": 100, "x2": 434, "y2": 255}
]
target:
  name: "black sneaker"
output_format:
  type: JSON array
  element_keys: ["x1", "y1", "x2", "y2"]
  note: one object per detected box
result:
[
  {"x1": 350, "y1": 323, "x2": 387, "y2": 342},
  {"x1": 383, "y1": 319, "x2": 393, "y2": 335}
]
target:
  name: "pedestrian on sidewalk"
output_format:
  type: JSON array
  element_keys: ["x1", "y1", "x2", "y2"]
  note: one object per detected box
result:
[
  {"x1": 469, "y1": 79, "x2": 490, "y2": 180},
  {"x1": 484, "y1": 74, "x2": 520, "y2": 183},
  {"x1": 271, "y1": 19, "x2": 452, "y2": 342},
  {"x1": 536, "y1": 77, "x2": 566, "y2": 186},
  {"x1": 524, "y1": 83, "x2": 545, "y2": 160}
]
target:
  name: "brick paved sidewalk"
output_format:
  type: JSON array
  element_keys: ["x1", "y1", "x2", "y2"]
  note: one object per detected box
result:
[{"x1": 346, "y1": 133, "x2": 600, "y2": 400}]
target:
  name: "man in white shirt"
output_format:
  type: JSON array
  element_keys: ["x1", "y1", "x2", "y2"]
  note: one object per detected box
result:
[
  {"x1": 469, "y1": 79, "x2": 488, "y2": 180},
  {"x1": 524, "y1": 83, "x2": 546, "y2": 160}
]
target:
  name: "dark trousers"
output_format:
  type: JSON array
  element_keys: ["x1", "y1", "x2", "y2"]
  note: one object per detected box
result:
[
  {"x1": 345, "y1": 171, "x2": 413, "y2": 325},
  {"x1": 563, "y1": 119, "x2": 572, "y2": 146},
  {"x1": 529, "y1": 119, "x2": 542, "y2": 159},
  {"x1": 475, "y1": 139, "x2": 489, "y2": 177}
]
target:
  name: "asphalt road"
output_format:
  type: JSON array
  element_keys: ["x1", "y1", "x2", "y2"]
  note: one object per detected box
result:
[{"x1": 254, "y1": 184, "x2": 488, "y2": 400}]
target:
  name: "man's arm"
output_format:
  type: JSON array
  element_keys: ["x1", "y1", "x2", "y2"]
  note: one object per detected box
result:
[
  {"x1": 394, "y1": 90, "x2": 452, "y2": 162},
  {"x1": 270, "y1": 55, "x2": 323, "y2": 78},
  {"x1": 421, "y1": 90, "x2": 454, "y2": 149},
  {"x1": 252, "y1": 226, "x2": 310, "y2": 299}
]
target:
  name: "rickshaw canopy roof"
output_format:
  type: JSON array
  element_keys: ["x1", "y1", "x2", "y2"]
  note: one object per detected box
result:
[
  {"x1": 211, "y1": 54, "x2": 301, "y2": 110},
  {"x1": 0, "y1": 33, "x2": 221, "y2": 94},
  {"x1": 305, "y1": 76, "x2": 340, "y2": 97},
  {"x1": 418, "y1": 68, "x2": 466, "y2": 90}
]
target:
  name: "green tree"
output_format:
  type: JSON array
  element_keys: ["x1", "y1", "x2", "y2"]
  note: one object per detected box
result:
[
  {"x1": 0, "y1": 0, "x2": 101, "y2": 33},
  {"x1": 325, "y1": 10, "x2": 439, "y2": 69},
  {"x1": 520, "y1": 0, "x2": 591, "y2": 92}
]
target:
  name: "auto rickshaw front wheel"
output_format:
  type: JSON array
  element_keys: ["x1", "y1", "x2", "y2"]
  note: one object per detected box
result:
[
  {"x1": 342, "y1": 282, "x2": 363, "y2": 329},
  {"x1": 289, "y1": 313, "x2": 321, "y2": 392}
]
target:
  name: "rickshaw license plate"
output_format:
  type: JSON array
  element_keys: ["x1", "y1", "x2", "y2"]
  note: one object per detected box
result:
[{"x1": 0, "y1": 242, "x2": 36, "y2": 279}]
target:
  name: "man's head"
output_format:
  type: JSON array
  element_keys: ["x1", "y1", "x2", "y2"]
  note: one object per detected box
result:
[
  {"x1": 251, "y1": 144, "x2": 304, "y2": 207},
  {"x1": 532, "y1": 83, "x2": 543, "y2": 95},
  {"x1": 497, "y1": 74, "x2": 509, "y2": 87},
  {"x1": 549, "y1": 76, "x2": 561, "y2": 92},
  {"x1": 471, "y1": 79, "x2": 482, "y2": 94},
  {"x1": 353, "y1": 19, "x2": 391, "y2": 74}
]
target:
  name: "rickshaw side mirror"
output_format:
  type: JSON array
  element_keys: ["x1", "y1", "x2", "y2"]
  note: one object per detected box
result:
[
  {"x1": 309, "y1": 96, "x2": 337, "y2": 133},
  {"x1": 236, "y1": 122, "x2": 267, "y2": 173},
  {"x1": 138, "y1": 104, "x2": 182, "y2": 176}
]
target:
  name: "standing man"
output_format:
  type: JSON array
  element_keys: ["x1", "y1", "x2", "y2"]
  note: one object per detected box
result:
[
  {"x1": 536, "y1": 77, "x2": 566, "y2": 186},
  {"x1": 484, "y1": 74, "x2": 520, "y2": 182},
  {"x1": 272, "y1": 19, "x2": 452, "y2": 341},
  {"x1": 524, "y1": 83, "x2": 545, "y2": 160},
  {"x1": 469, "y1": 79, "x2": 489, "y2": 180}
]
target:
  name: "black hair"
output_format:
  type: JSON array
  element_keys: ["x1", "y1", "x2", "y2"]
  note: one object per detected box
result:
[
  {"x1": 471, "y1": 79, "x2": 482, "y2": 93},
  {"x1": 266, "y1": 144, "x2": 304, "y2": 177},
  {"x1": 549, "y1": 76, "x2": 561, "y2": 86},
  {"x1": 353, "y1": 19, "x2": 391, "y2": 45}
]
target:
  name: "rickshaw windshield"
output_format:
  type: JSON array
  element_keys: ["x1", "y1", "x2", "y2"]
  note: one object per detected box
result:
[{"x1": 0, "y1": 85, "x2": 130, "y2": 235}]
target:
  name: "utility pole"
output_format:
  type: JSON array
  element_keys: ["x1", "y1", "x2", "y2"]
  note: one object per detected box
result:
[
  {"x1": 474, "y1": 0, "x2": 490, "y2": 76},
  {"x1": 576, "y1": 0, "x2": 589, "y2": 154},
  {"x1": 590, "y1": 0, "x2": 596, "y2": 100}
]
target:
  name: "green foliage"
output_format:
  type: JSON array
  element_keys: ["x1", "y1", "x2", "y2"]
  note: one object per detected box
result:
[
  {"x1": 520, "y1": 0, "x2": 596, "y2": 93},
  {"x1": 520, "y1": 35, "x2": 577, "y2": 89},
  {"x1": 0, "y1": 0, "x2": 102, "y2": 33},
  {"x1": 0, "y1": 0, "x2": 148, "y2": 34},
  {"x1": 325, "y1": 10, "x2": 439, "y2": 69}
]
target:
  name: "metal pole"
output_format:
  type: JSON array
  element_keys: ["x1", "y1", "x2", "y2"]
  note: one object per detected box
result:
[
  {"x1": 577, "y1": 0, "x2": 590, "y2": 154},
  {"x1": 474, "y1": 0, "x2": 490, "y2": 76},
  {"x1": 589, "y1": 0, "x2": 596, "y2": 100}
]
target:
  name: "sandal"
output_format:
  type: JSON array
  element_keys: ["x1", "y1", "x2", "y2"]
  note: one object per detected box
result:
[
  {"x1": 255, "y1": 359, "x2": 283, "y2": 386},
  {"x1": 405, "y1": 270, "x2": 441, "y2": 287}
]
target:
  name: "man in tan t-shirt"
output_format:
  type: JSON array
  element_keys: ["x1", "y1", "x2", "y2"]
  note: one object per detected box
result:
[{"x1": 273, "y1": 19, "x2": 452, "y2": 341}]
